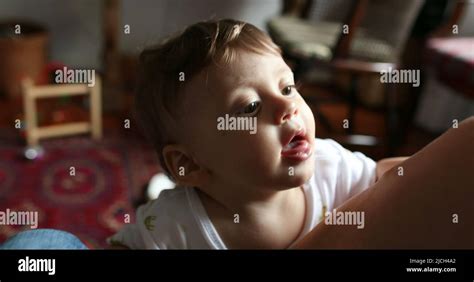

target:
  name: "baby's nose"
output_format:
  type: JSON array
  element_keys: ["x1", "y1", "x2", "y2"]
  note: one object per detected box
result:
[{"x1": 276, "y1": 100, "x2": 298, "y2": 125}]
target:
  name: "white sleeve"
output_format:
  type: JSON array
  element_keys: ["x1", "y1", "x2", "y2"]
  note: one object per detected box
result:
[
  {"x1": 325, "y1": 139, "x2": 377, "y2": 208},
  {"x1": 106, "y1": 201, "x2": 160, "y2": 249},
  {"x1": 107, "y1": 223, "x2": 152, "y2": 249}
]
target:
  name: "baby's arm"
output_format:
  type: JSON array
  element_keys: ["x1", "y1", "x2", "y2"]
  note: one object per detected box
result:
[{"x1": 294, "y1": 116, "x2": 474, "y2": 249}]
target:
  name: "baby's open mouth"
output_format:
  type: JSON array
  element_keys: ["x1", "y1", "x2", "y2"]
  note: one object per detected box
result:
[{"x1": 281, "y1": 128, "x2": 312, "y2": 161}]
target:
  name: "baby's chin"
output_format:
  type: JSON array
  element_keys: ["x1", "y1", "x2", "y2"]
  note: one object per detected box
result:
[
  {"x1": 271, "y1": 161, "x2": 315, "y2": 190},
  {"x1": 286, "y1": 169, "x2": 314, "y2": 187}
]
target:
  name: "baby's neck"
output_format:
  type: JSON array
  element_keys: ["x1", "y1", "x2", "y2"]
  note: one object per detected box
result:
[{"x1": 196, "y1": 186, "x2": 306, "y2": 249}]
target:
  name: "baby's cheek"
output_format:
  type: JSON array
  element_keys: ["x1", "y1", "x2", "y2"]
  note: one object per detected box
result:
[
  {"x1": 302, "y1": 105, "x2": 316, "y2": 133},
  {"x1": 302, "y1": 102, "x2": 315, "y2": 119},
  {"x1": 228, "y1": 142, "x2": 271, "y2": 168}
]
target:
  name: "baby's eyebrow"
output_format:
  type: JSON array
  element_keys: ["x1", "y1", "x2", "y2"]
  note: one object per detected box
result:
[
  {"x1": 227, "y1": 63, "x2": 294, "y2": 94},
  {"x1": 276, "y1": 64, "x2": 293, "y2": 76},
  {"x1": 228, "y1": 66, "x2": 294, "y2": 96},
  {"x1": 272, "y1": 59, "x2": 294, "y2": 73}
]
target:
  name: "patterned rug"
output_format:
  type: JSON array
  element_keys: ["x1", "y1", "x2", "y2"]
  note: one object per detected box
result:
[{"x1": 0, "y1": 134, "x2": 160, "y2": 248}]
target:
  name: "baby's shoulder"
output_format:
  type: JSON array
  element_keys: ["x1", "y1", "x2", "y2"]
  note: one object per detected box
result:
[{"x1": 136, "y1": 187, "x2": 190, "y2": 218}]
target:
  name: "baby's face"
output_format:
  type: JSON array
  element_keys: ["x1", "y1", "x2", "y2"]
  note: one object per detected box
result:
[{"x1": 179, "y1": 51, "x2": 315, "y2": 192}]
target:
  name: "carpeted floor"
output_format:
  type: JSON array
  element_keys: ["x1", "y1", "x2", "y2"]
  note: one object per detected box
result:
[{"x1": 0, "y1": 133, "x2": 160, "y2": 248}]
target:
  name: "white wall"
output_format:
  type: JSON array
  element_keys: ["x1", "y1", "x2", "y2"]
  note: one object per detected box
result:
[
  {"x1": 460, "y1": 2, "x2": 474, "y2": 36},
  {"x1": 0, "y1": 0, "x2": 281, "y2": 67},
  {"x1": 0, "y1": 0, "x2": 102, "y2": 69},
  {"x1": 119, "y1": 0, "x2": 282, "y2": 54}
]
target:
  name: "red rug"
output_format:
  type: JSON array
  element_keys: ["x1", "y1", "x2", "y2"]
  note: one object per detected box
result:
[{"x1": 0, "y1": 134, "x2": 160, "y2": 248}]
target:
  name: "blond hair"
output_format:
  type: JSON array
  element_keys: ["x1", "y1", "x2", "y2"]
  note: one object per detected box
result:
[{"x1": 134, "y1": 19, "x2": 281, "y2": 178}]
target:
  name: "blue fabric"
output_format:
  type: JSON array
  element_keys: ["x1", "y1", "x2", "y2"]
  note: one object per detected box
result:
[{"x1": 0, "y1": 229, "x2": 88, "y2": 250}]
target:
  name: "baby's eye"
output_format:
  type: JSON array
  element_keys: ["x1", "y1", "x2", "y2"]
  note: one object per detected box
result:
[
  {"x1": 281, "y1": 85, "x2": 296, "y2": 96},
  {"x1": 236, "y1": 101, "x2": 261, "y2": 116}
]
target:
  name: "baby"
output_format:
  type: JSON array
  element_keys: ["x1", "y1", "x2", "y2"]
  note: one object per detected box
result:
[{"x1": 108, "y1": 19, "x2": 474, "y2": 249}]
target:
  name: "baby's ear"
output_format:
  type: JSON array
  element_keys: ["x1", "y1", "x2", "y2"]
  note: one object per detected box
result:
[{"x1": 162, "y1": 144, "x2": 209, "y2": 187}]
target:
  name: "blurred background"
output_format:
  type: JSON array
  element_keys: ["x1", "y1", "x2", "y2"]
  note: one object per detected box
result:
[{"x1": 0, "y1": 0, "x2": 473, "y2": 248}]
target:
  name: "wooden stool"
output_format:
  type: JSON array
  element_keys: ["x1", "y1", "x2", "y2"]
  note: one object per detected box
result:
[{"x1": 21, "y1": 76, "x2": 102, "y2": 147}]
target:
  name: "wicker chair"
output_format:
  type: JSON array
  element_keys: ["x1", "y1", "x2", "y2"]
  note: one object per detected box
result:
[{"x1": 268, "y1": 0, "x2": 425, "y2": 155}]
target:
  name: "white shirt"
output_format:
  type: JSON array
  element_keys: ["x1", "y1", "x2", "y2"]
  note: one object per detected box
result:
[{"x1": 107, "y1": 138, "x2": 376, "y2": 249}]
